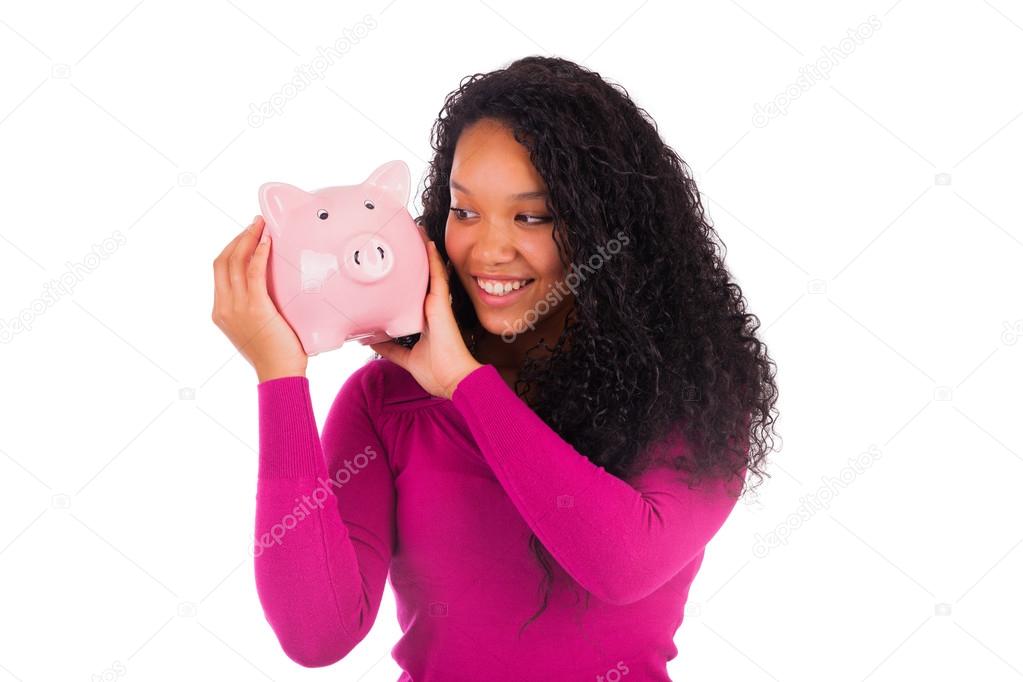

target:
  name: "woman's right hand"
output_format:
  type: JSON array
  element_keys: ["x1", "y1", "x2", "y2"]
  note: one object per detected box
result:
[{"x1": 212, "y1": 216, "x2": 308, "y2": 382}]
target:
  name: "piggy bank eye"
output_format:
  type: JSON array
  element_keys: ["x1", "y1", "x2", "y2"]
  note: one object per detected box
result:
[
  {"x1": 317, "y1": 209, "x2": 329, "y2": 220},
  {"x1": 364, "y1": 200, "x2": 375, "y2": 210}
]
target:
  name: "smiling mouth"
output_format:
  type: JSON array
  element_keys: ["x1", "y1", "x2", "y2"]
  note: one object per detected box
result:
[{"x1": 474, "y1": 276, "x2": 535, "y2": 298}]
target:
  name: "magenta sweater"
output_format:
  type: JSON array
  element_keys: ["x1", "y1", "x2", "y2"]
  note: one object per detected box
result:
[{"x1": 254, "y1": 357, "x2": 743, "y2": 681}]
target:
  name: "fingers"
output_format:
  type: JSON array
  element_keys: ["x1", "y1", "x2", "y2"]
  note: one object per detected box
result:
[
  {"x1": 214, "y1": 216, "x2": 261, "y2": 309},
  {"x1": 370, "y1": 340, "x2": 410, "y2": 368},
  {"x1": 216, "y1": 216, "x2": 258, "y2": 262},
  {"x1": 425, "y1": 241, "x2": 450, "y2": 302},
  {"x1": 246, "y1": 225, "x2": 272, "y2": 302},
  {"x1": 227, "y1": 216, "x2": 265, "y2": 302}
]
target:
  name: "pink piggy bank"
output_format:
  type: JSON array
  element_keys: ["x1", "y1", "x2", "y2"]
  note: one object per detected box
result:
[{"x1": 257, "y1": 160, "x2": 429, "y2": 356}]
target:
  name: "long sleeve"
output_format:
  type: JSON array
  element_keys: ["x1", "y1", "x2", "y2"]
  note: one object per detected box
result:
[
  {"x1": 253, "y1": 365, "x2": 395, "y2": 667},
  {"x1": 450, "y1": 364, "x2": 743, "y2": 607}
]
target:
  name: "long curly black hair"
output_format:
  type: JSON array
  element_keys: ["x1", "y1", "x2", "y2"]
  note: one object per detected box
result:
[{"x1": 405, "y1": 55, "x2": 780, "y2": 634}]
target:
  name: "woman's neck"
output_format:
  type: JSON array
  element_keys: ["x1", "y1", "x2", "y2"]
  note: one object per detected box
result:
[{"x1": 470, "y1": 302, "x2": 574, "y2": 394}]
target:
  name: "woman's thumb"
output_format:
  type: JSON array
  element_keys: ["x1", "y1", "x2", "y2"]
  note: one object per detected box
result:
[{"x1": 247, "y1": 229, "x2": 271, "y2": 290}]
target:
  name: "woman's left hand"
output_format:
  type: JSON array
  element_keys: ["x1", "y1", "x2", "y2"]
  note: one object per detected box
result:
[{"x1": 370, "y1": 237, "x2": 482, "y2": 399}]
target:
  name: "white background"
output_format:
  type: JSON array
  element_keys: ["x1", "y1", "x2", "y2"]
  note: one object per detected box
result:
[{"x1": 1, "y1": 1, "x2": 1021, "y2": 680}]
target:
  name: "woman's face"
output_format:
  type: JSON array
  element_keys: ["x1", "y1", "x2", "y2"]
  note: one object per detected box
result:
[{"x1": 445, "y1": 118, "x2": 573, "y2": 343}]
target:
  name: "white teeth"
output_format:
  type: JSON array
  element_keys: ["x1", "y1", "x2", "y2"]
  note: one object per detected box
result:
[{"x1": 476, "y1": 277, "x2": 531, "y2": 297}]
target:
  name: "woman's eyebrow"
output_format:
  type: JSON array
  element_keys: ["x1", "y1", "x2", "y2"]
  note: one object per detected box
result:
[{"x1": 450, "y1": 179, "x2": 547, "y2": 200}]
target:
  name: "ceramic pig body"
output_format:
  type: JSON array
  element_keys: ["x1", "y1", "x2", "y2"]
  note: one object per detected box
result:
[{"x1": 258, "y1": 160, "x2": 428, "y2": 356}]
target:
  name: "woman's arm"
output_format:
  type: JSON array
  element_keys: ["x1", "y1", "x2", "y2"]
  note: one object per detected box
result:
[
  {"x1": 254, "y1": 364, "x2": 395, "y2": 666},
  {"x1": 449, "y1": 364, "x2": 744, "y2": 606}
]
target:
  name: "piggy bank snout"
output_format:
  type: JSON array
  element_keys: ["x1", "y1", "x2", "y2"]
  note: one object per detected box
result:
[{"x1": 343, "y1": 232, "x2": 395, "y2": 282}]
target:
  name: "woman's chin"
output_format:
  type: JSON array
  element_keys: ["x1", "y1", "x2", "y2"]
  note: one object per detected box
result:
[{"x1": 475, "y1": 308, "x2": 525, "y2": 336}]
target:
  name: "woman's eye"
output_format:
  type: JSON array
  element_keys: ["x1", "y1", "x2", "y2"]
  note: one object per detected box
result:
[
  {"x1": 517, "y1": 214, "x2": 552, "y2": 225},
  {"x1": 449, "y1": 207, "x2": 477, "y2": 221},
  {"x1": 449, "y1": 207, "x2": 551, "y2": 225}
]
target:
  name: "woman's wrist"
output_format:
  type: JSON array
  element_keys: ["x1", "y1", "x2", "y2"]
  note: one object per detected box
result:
[
  {"x1": 443, "y1": 360, "x2": 483, "y2": 399},
  {"x1": 256, "y1": 364, "x2": 307, "y2": 384}
]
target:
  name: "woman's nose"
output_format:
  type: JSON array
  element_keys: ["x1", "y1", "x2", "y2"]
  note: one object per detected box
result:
[{"x1": 473, "y1": 220, "x2": 517, "y2": 262}]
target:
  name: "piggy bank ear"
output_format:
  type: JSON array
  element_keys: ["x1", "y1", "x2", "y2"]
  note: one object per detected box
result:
[
  {"x1": 364, "y1": 160, "x2": 411, "y2": 207},
  {"x1": 259, "y1": 182, "x2": 310, "y2": 227}
]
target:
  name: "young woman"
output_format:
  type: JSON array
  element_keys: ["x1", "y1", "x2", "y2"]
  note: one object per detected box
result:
[{"x1": 212, "y1": 56, "x2": 778, "y2": 681}]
